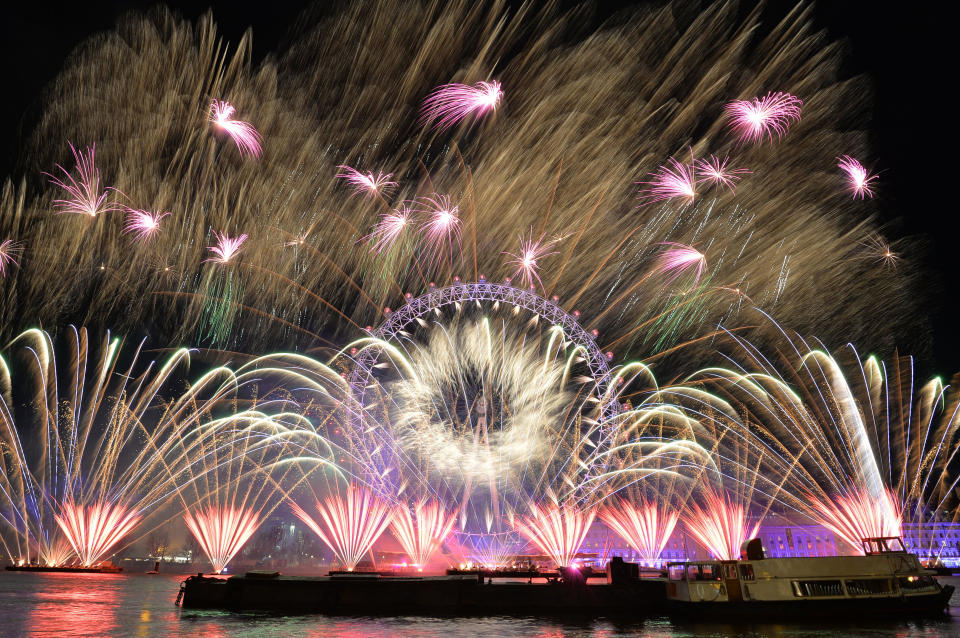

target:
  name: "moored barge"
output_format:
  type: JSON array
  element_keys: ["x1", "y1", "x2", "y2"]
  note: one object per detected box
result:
[{"x1": 5, "y1": 562, "x2": 123, "y2": 574}]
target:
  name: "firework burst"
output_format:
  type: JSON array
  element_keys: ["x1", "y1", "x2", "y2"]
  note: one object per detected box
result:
[
  {"x1": 420, "y1": 81, "x2": 502, "y2": 131},
  {"x1": 417, "y1": 195, "x2": 461, "y2": 267},
  {"x1": 54, "y1": 500, "x2": 140, "y2": 566},
  {"x1": 837, "y1": 155, "x2": 877, "y2": 199},
  {"x1": 44, "y1": 143, "x2": 122, "y2": 217},
  {"x1": 206, "y1": 231, "x2": 248, "y2": 264},
  {"x1": 336, "y1": 165, "x2": 397, "y2": 197},
  {"x1": 0, "y1": 239, "x2": 23, "y2": 277},
  {"x1": 683, "y1": 488, "x2": 760, "y2": 561},
  {"x1": 808, "y1": 489, "x2": 902, "y2": 554},
  {"x1": 368, "y1": 204, "x2": 414, "y2": 253},
  {"x1": 514, "y1": 502, "x2": 595, "y2": 568},
  {"x1": 184, "y1": 505, "x2": 263, "y2": 574},
  {"x1": 292, "y1": 487, "x2": 393, "y2": 571},
  {"x1": 209, "y1": 99, "x2": 263, "y2": 158},
  {"x1": 390, "y1": 501, "x2": 457, "y2": 568},
  {"x1": 503, "y1": 230, "x2": 560, "y2": 290},
  {"x1": 651, "y1": 242, "x2": 706, "y2": 289},
  {"x1": 123, "y1": 208, "x2": 170, "y2": 242},
  {"x1": 639, "y1": 157, "x2": 696, "y2": 203},
  {"x1": 694, "y1": 155, "x2": 749, "y2": 193},
  {"x1": 725, "y1": 91, "x2": 802, "y2": 144},
  {"x1": 600, "y1": 498, "x2": 679, "y2": 565}
]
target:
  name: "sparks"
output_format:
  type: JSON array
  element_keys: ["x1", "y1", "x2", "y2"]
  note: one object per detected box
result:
[
  {"x1": 390, "y1": 501, "x2": 457, "y2": 567},
  {"x1": 54, "y1": 499, "x2": 140, "y2": 567},
  {"x1": 639, "y1": 158, "x2": 696, "y2": 203},
  {"x1": 683, "y1": 489, "x2": 760, "y2": 561},
  {"x1": 417, "y1": 194, "x2": 461, "y2": 267},
  {"x1": 514, "y1": 502, "x2": 595, "y2": 568},
  {"x1": 368, "y1": 204, "x2": 414, "y2": 253},
  {"x1": 291, "y1": 487, "x2": 393, "y2": 571},
  {"x1": 420, "y1": 81, "x2": 502, "y2": 131},
  {"x1": 600, "y1": 498, "x2": 679, "y2": 566},
  {"x1": 184, "y1": 505, "x2": 263, "y2": 574},
  {"x1": 837, "y1": 155, "x2": 877, "y2": 199},
  {"x1": 336, "y1": 165, "x2": 397, "y2": 197},
  {"x1": 0, "y1": 239, "x2": 23, "y2": 277},
  {"x1": 122, "y1": 208, "x2": 170, "y2": 242},
  {"x1": 725, "y1": 91, "x2": 802, "y2": 144},
  {"x1": 503, "y1": 229, "x2": 560, "y2": 290},
  {"x1": 694, "y1": 155, "x2": 750, "y2": 193},
  {"x1": 45, "y1": 142, "x2": 123, "y2": 217},
  {"x1": 209, "y1": 99, "x2": 263, "y2": 158},
  {"x1": 206, "y1": 230, "x2": 248, "y2": 264}
]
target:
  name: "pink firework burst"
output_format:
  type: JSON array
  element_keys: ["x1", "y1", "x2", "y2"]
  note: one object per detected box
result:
[
  {"x1": 368, "y1": 204, "x2": 414, "y2": 253},
  {"x1": 209, "y1": 99, "x2": 263, "y2": 158},
  {"x1": 725, "y1": 91, "x2": 802, "y2": 144},
  {"x1": 652, "y1": 242, "x2": 706, "y2": 288},
  {"x1": 390, "y1": 501, "x2": 457, "y2": 568},
  {"x1": 639, "y1": 158, "x2": 696, "y2": 203},
  {"x1": 417, "y1": 194, "x2": 462, "y2": 267},
  {"x1": 336, "y1": 165, "x2": 397, "y2": 197},
  {"x1": 514, "y1": 502, "x2": 596, "y2": 568},
  {"x1": 291, "y1": 487, "x2": 393, "y2": 571},
  {"x1": 420, "y1": 81, "x2": 502, "y2": 131},
  {"x1": 206, "y1": 230, "x2": 248, "y2": 264},
  {"x1": 184, "y1": 505, "x2": 263, "y2": 574},
  {"x1": 54, "y1": 499, "x2": 140, "y2": 566},
  {"x1": 1, "y1": 239, "x2": 24, "y2": 277},
  {"x1": 694, "y1": 155, "x2": 750, "y2": 193},
  {"x1": 44, "y1": 143, "x2": 123, "y2": 218},
  {"x1": 808, "y1": 489, "x2": 902, "y2": 554},
  {"x1": 122, "y1": 208, "x2": 170, "y2": 242},
  {"x1": 503, "y1": 229, "x2": 560, "y2": 290},
  {"x1": 682, "y1": 489, "x2": 760, "y2": 561},
  {"x1": 600, "y1": 498, "x2": 679, "y2": 566},
  {"x1": 837, "y1": 155, "x2": 877, "y2": 199}
]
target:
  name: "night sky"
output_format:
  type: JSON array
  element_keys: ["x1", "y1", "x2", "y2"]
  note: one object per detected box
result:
[{"x1": 1, "y1": 2, "x2": 953, "y2": 377}]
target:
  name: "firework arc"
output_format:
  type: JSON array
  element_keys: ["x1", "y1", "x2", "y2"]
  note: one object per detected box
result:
[{"x1": 351, "y1": 280, "x2": 620, "y2": 425}]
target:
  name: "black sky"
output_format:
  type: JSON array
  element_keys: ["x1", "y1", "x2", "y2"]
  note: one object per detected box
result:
[{"x1": 1, "y1": 2, "x2": 954, "y2": 377}]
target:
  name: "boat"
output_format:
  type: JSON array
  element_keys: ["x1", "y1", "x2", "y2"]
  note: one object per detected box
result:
[
  {"x1": 5, "y1": 562, "x2": 123, "y2": 574},
  {"x1": 664, "y1": 536, "x2": 953, "y2": 617}
]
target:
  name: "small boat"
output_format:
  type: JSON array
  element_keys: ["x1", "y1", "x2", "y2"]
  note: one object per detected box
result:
[
  {"x1": 5, "y1": 562, "x2": 123, "y2": 574},
  {"x1": 664, "y1": 536, "x2": 953, "y2": 617},
  {"x1": 146, "y1": 560, "x2": 161, "y2": 574}
]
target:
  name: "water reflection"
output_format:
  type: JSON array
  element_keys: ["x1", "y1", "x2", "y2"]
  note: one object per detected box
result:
[{"x1": 25, "y1": 573, "x2": 122, "y2": 637}]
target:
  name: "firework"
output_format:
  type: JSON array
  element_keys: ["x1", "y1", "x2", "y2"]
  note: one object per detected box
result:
[
  {"x1": 808, "y1": 489, "x2": 902, "y2": 554},
  {"x1": 837, "y1": 155, "x2": 877, "y2": 199},
  {"x1": 54, "y1": 500, "x2": 140, "y2": 566},
  {"x1": 416, "y1": 194, "x2": 461, "y2": 268},
  {"x1": 184, "y1": 505, "x2": 263, "y2": 574},
  {"x1": 502, "y1": 230, "x2": 560, "y2": 290},
  {"x1": 514, "y1": 502, "x2": 595, "y2": 568},
  {"x1": 390, "y1": 501, "x2": 457, "y2": 568},
  {"x1": 336, "y1": 165, "x2": 397, "y2": 197},
  {"x1": 123, "y1": 208, "x2": 170, "y2": 242},
  {"x1": 420, "y1": 81, "x2": 502, "y2": 131},
  {"x1": 292, "y1": 487, "x2": 393, "y2": 571},
  {"x1": 209, "y1": 99, "x2": 263, "y2": 158},
  {"x1": 0, "y1": 239, "x2": 22, "y2": 277},
  {"x1": 639, "y1": 157, "x2": 696, "y2": 203},
  {"x1": 600, "y1": 498, "x2": 679, "y2": 565},
  {"x1": 368, "y1": 204, "x2": 414, "y2": 254},
  {"x1": 44, "y1": 142, "x2": 122, "y2": 217},
  {"x1": 683, "y1": 488, "x2": 760, "y2": 561},
  {"x1": 694, "y1": 155, "x2": 749, "y2": 193},
  {"x1": 651, "y1": 243, "x2": 706, "y2": 289},
  {"x1": 206, "y1": 230, "x2": 248, "y2": 264},
  {"x1": 725, "y1": 91, "x2": 802, "y2": 144}
]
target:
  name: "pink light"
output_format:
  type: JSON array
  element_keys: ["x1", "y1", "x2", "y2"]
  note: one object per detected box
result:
[
  {"x1": 639, "y1": 158, "x2": 696, "y2": 203},
  {"x1": 417, "y1": 194, "x2": 462, "y2": 267},
  {"x1": 0, "y1": 239, "x2": 23, "y2": 277},
  {"x1": 503, "y1": 230, "x2": 560, "y2": 290},
  {"x1": 390, "y1": 501, "x2": 457, "y2": 567},
  {"x1": 837, "y1": 155, "x2": 877, "y2": 199},
  {"x1": 122, "y1": 208, "x2": 170, "y2": 242},
  {"x1": 808, "y1": 489, "x2": 902, "y2": 554},
  {"x1": 652, "y1": 242, "x2": 706, "y2": 289},
  {"x1": 368, "y1": 204, "x2": 414, "y2": 253},
  {"x1": 514, "y1": 502, "x2": 595, "y2": 568},
  {"x1": 682, "y1": 489, "x2": 760, "y2": 560},
  {"x1": 206, "y1": 230, "x2": 248, "y2": 264},
  {"x1": 694, "y1": 155, "x2": 750, "y2": 193},
  {"x1": 600, "y1": 498, "x2": 679, "y2": 565},
  {"x1": 54, "y1": 499, "x2": 140, "y2": 566},
  {"x1": 45, "y1": 143, "x2": 123, "y2": 218},
  {"x1": 725, "y1": 91, "x2": 802, "y2": 144},
  {"x1": 420, "y1": 81, "x2": 502, "y2": 131},
  {"x1": 209, "y1": 99, "x2": 263, "y2": 158},
  {"x1": 184, "y1": 505, "x2": 263, "y2": 574},
  {"x1": 336, "y1": 165, "x2": 397, "y2": 197},
  {"x1": 291, "y1": 487, "x2": 392, "y2": 571}
]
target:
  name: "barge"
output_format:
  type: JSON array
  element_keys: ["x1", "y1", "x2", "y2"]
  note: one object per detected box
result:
[{"x1": 5, "y1": 562, "x2": 123, "y2": 573}]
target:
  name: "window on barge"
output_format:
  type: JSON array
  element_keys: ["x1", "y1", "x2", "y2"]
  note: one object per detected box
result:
[
  {"x1": 791, "y1": 580, "x2": 844, "y2": 597},
  {"x1": 898, "y1": 575, "x2": 938, "y2": 593}
]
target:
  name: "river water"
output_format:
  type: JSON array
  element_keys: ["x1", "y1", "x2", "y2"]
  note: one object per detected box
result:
[{"x1": 2, "y1": 572, "x2": 960, "y2": 637}]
